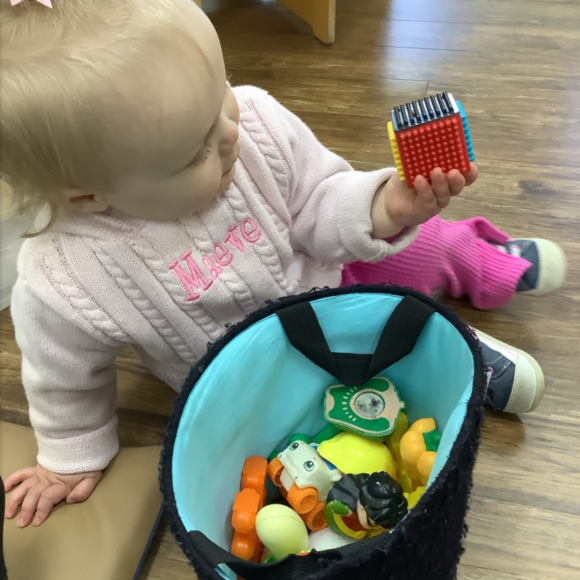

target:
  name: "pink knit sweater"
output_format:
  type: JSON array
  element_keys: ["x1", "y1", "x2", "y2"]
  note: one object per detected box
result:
[{"x1": 11, "y1": 86, "x2": 418, "y2": 473}]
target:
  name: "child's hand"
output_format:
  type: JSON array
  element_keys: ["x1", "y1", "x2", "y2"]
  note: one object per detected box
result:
[
  {"x1": 371, "y1": 164, "x2": 478, "y2": 239},
  {"x1": 4, "y1": 464, "x2": 102, "y2": 527}
]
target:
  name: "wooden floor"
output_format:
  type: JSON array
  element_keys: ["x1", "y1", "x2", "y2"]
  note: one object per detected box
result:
[{"x1": 1, "y1": 0, "x2": 580, "y2": 578}]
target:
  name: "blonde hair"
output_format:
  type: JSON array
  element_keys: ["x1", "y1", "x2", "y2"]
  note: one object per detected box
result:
[{"x1": 0, "y1": 0, "x2": 203, "y2": 235}]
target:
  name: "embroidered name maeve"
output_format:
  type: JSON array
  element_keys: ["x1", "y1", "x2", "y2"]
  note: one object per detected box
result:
[{"x1": 169, "y1": 219, "x2": 262, "y2": 301}]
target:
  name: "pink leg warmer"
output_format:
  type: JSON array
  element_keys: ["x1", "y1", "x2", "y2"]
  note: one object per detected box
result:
[{"x1": 341, "y1": 215, "x2": 531, "y2": 310}]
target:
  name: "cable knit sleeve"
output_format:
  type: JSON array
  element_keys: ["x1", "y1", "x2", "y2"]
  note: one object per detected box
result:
[
  {"x1": 241, "y1": 87, "x2": 419, "y2": 263},
  {"x1": 11, "y1": 278, "x2": 122, "y2": 474}
]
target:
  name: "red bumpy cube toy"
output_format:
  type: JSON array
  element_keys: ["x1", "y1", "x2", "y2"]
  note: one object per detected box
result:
[{"x1": 387, "y1": 92, "x2": 475, "y2": 188}]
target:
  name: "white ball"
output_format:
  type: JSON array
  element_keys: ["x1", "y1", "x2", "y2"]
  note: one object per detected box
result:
[
  {"x1": 308, "y1": 527, "x2": 358, "y2": 551},
  {"x1": 255, "y1": 505, "x2": 309, "y2": 560}
]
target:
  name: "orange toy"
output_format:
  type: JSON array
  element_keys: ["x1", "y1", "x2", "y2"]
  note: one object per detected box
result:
[
  {"x1": 399, "y1": 418, "x2": 441, "y2": 486},
  {"x1": 242, "y1": 455, "x2": 268, "y2": 504},
  {"x1": 268, "y1": 440, "x2": 342, "y2": 531},
  {"x1": 300, "y1": 502, "x2": 327, "y2": 532},
  {"x1": 231, "y1": 456, "x2": 268, "y2": 562}
]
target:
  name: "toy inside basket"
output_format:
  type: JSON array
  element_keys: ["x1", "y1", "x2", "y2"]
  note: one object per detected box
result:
[{"x1": 167, "y1": 291, "x2": 477, "y2": 579}]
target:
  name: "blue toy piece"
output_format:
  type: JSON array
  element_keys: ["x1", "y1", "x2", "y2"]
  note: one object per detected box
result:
[{"x1": 456, "y1": 101, "x2": 476, "y2": 162}]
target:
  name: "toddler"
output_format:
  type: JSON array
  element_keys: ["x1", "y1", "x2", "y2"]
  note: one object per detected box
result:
[{"x1": 1, "y1": 0, "x2": 566, "y2": 530}]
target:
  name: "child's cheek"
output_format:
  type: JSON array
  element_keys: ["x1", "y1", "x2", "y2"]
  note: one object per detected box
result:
[{"x1": 188, "y1": 166, "x2": 222, "y2": 209}]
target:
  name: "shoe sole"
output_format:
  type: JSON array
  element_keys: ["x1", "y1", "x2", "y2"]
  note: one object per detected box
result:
[
  {"x1": 520, "y1": 238, "x2": 567, "y2": 296},
  {"x1": 475, "y1": 330, "x2": 545, "y2": 413}
]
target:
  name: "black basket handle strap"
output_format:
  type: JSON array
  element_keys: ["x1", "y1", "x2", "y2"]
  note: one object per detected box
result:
[
  {"x1": 277, "y1": 294, "x2": 435, "y2": 386},
  {"x1": 367, "y1": 294, "x2": 435, "y2": 378},
  {"x1": 189, "y1": 530, "x2": 372, "y2": 580}
]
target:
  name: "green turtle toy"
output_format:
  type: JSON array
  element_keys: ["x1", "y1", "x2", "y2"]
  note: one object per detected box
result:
[{"x1": 323, "y1": 377, "x2": 405, "y2": 441}]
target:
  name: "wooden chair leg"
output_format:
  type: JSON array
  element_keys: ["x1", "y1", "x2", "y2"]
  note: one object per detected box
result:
[{"x1": 277, "y1": 0, "x2": 336, "y2": 44}]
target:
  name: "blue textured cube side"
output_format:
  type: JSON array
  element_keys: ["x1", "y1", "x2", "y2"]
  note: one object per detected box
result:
[{"x1": 456, "y1": 101, "x2": 476, "y2": 162}]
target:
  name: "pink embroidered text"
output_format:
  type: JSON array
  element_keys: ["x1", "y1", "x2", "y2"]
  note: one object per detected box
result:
[{"x1": 169, "y1": 219, "x2": 262, "y2": 301}]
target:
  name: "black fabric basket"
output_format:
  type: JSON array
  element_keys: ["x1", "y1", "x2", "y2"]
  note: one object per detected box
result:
[{"x1": 161, "y1": 286, "x2": 486, "y2": 580}]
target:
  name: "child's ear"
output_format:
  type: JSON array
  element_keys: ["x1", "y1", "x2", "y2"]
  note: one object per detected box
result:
[{"x1": 63, "y1": 188, "x2": 109, "y2": 213}]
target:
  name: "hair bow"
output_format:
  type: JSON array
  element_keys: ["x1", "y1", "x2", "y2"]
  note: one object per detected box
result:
[{"x1": 11, "y1": 0, "x2": 53, "y2": 7}]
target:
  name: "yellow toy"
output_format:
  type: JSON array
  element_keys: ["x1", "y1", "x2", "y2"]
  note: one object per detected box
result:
[
  {"x1": 384, "y1": 412, "x2": 413, "y2": 493},
  {"x1": 405, "y1": 486, "x2": 426, "y2": 509},
  {"x1": 255, "y1": 505, "x2": 309, "y2": 561},
  {"x1": 318, "y1": 432, "x2": 396, "y2": 479},
  {"x1": 399, "y1": 418, "x2": 442, "y2": 486}
]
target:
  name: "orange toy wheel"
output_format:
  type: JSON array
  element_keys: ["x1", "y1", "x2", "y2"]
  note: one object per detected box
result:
[
  {"x1": 232, "y1": 488, "x2": 261, "y2": 534},
  {"x1": 301, "y1": 501, "x2": 328, "y2": 532},
  {"x1": 231, "y1": 529, "x2": 261, "y2": 562},
  {"x1": 287, "y1": 484, "x2": 318, "y2": 514},
  {"x1": 243, "y1": 457, "x2": 268, "y2": 492},
  {"x1": 267, "y1": 457, "x2": 284, "y2": 487}
]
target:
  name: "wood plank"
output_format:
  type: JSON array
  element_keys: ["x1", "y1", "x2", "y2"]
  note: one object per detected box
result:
[
  {"x1": 462, "y1": 498, "x2": 580, "y2": 578},
  {"x1": 457, "y1": 565, "x2": 534, "y2": 580},
  {"x1": 223, "y1": 46, "x2": 580, "y2": 89},
  {"x1": 341, "y1": 0, "x2": 580, "y2": 28}
]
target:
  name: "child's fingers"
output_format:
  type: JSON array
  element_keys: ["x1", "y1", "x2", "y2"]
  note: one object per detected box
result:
[
  {"x1": 413, "y1": 174, "x2": 433, "y2": 196},
  {"x1": 66, "y1": 476, "x2": 101, "y2": 505},
  {"x1": 32, "y1": 484, "x2": 70, "y2": 526},
  {"x1": 18, "y1": 481, "x2": 51, "y2": 527},
  {"x1": 430, "y1": 168, "x2": 451, "y2": 207},
  {"x1": 447, "y1": 170, "x2": 466, "y2": 196},
  {"x1": 430, "y1": 168, "x2": 449, "y2": 193},
  {"x1": 464, "y1": 163, "x2": 479, "y2": 185},
  {"x1": 3, "y1": 467, "x2": 36, "y2": 493},
  {"x1": 5, "y1": 478, "x2": 35, "y2": 520},
  {"x1": 414, "y1": 176, "x2": 438, "y2": 215}
]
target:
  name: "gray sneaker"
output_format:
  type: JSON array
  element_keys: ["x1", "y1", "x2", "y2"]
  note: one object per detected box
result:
[
  {"x1": 503, "y1": 238, "x2": 566, "y2": 296},
  {"x1": 474, "y1": 329, "x2": 545, "y2": 414}
]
